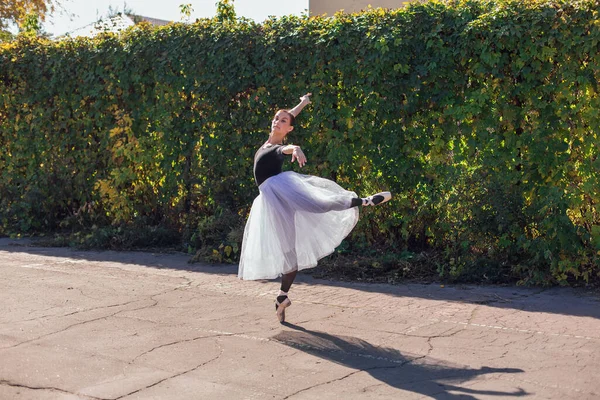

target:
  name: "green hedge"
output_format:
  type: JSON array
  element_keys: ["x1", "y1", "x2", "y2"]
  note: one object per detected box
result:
[{"x1": 1, "y1": 0, "x2": 599, "y2": 284}]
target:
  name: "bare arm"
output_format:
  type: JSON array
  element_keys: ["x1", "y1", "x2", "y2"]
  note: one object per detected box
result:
[
  {"x1": 288, "y1": 93, "x2": 312, "y2": 118},
  {"x1": 282, "y1": 145, "x2": 307, "y2": 168},
  {"x1": 282, "y1": 93, "x2": 311, "y2": 167}
]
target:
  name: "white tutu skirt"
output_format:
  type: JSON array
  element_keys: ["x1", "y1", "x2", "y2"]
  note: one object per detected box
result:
[{"x1": 238, "y1": 171, "x2": 359, "y2": 280}]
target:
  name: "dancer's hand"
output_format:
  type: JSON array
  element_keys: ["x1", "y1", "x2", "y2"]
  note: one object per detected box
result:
[
  {"x1": 289, "y1": 93, "x2": 312, "y2": 117},
  {"x1": 300, "y1": 93, "x2": 312, "y2": 105},
  {"x1": 291, "y1": 146, "x2": 307, "y2": 168}
]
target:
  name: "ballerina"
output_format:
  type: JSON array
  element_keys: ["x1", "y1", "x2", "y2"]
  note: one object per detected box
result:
[{"x1": 238, "y1": 93, "x2": 391, "y2": 323}]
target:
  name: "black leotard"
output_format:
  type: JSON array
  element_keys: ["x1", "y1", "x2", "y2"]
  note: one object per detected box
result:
[{"x1": 254, "y1": 144, "x2": 285, "y2": 186}]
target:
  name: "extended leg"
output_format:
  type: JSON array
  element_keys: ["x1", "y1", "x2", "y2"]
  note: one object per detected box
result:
[{"x1": 351, "y1": 191, "x2": 392, "y2": 207}]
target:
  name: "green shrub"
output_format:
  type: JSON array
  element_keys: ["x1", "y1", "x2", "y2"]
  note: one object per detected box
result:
[{"x1": 1, "y1": 0, "x2": 599, "y2": 285}]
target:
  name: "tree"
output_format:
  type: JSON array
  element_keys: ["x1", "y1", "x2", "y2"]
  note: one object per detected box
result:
[
  {"x1": 215, "y1": 0, "x2": 236, "y2": 23},
  {"x1": 0, "y1": 0, "x2": 58, "y2": 31},
  {"x1": 19, "y1": 12, "x2": 42, "y2": 36},
  {"x1": 180, "y1": 3, "x2": 193, "y2": 22},
  {"x1": 0, "y1": 30, "x2": 13, "y2": 41}
]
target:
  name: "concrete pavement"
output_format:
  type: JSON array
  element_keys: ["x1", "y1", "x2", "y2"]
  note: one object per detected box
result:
[{"x1": 0, "y1": 238, "x2": 598, "y2": 399}]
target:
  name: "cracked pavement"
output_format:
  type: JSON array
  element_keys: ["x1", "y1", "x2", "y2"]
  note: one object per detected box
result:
[{"x1": 0, "y1": 239, "x2": 599, "y2": 399}]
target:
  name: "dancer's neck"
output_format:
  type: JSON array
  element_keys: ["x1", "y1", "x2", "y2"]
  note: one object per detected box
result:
[{"x1": 267, "y1": 132, "x2": 285, "y2": 145}]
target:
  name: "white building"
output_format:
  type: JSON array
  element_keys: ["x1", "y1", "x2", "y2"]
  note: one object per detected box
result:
[
  {"x1": 310, "y1": 0, "x2": 412, "y2": 16},
  {"x1": 64, "y1": 14, "x2": 170, "y2": 38}
]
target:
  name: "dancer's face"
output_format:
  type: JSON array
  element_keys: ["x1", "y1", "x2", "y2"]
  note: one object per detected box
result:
[{"x1": 271, "y1": 110, "x2": 294, "y2": 136}]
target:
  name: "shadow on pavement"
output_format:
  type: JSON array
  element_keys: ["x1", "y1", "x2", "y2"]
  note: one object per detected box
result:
[
  {"x1": 2, "y1": 239, "x2": 599, "y2": 320},
  {"x1": 274, "y1": 323, "x2": 527, "y2": 399}
]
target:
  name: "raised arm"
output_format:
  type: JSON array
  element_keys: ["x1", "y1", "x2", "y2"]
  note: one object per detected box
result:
[
  {"x1": 288, "y1": 93, "x2": 312, "y2": 118},
  {"x1": 281, "y1": 93, "x2": 311, "y2": 168}
]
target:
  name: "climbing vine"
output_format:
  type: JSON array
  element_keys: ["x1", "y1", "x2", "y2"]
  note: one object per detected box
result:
[{"x1": 0, "y1": 0, "x2": 598, "y2": 284}]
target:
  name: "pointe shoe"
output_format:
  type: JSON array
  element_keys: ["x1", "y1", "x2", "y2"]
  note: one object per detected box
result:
[
  {"x1": 363, "y1": 191, "x2": 392, "y2": 206},
  {"x1": 275, "y1": 297, "x2": 292, "y2": 323}
]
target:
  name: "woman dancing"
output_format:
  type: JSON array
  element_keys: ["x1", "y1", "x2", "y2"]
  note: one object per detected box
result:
[{"x1": 238, "y1": 93, "x2": 391, "y2": 323}]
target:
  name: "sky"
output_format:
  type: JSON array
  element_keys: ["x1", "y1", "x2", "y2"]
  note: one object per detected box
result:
[{"x1": 43, "y1": 0, "x2": 308, "y2": 37}]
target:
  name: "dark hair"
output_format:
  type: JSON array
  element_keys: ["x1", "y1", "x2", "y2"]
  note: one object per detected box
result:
[{"x1": 279, "y1": 109, "x2": 295, "y2": 126}]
